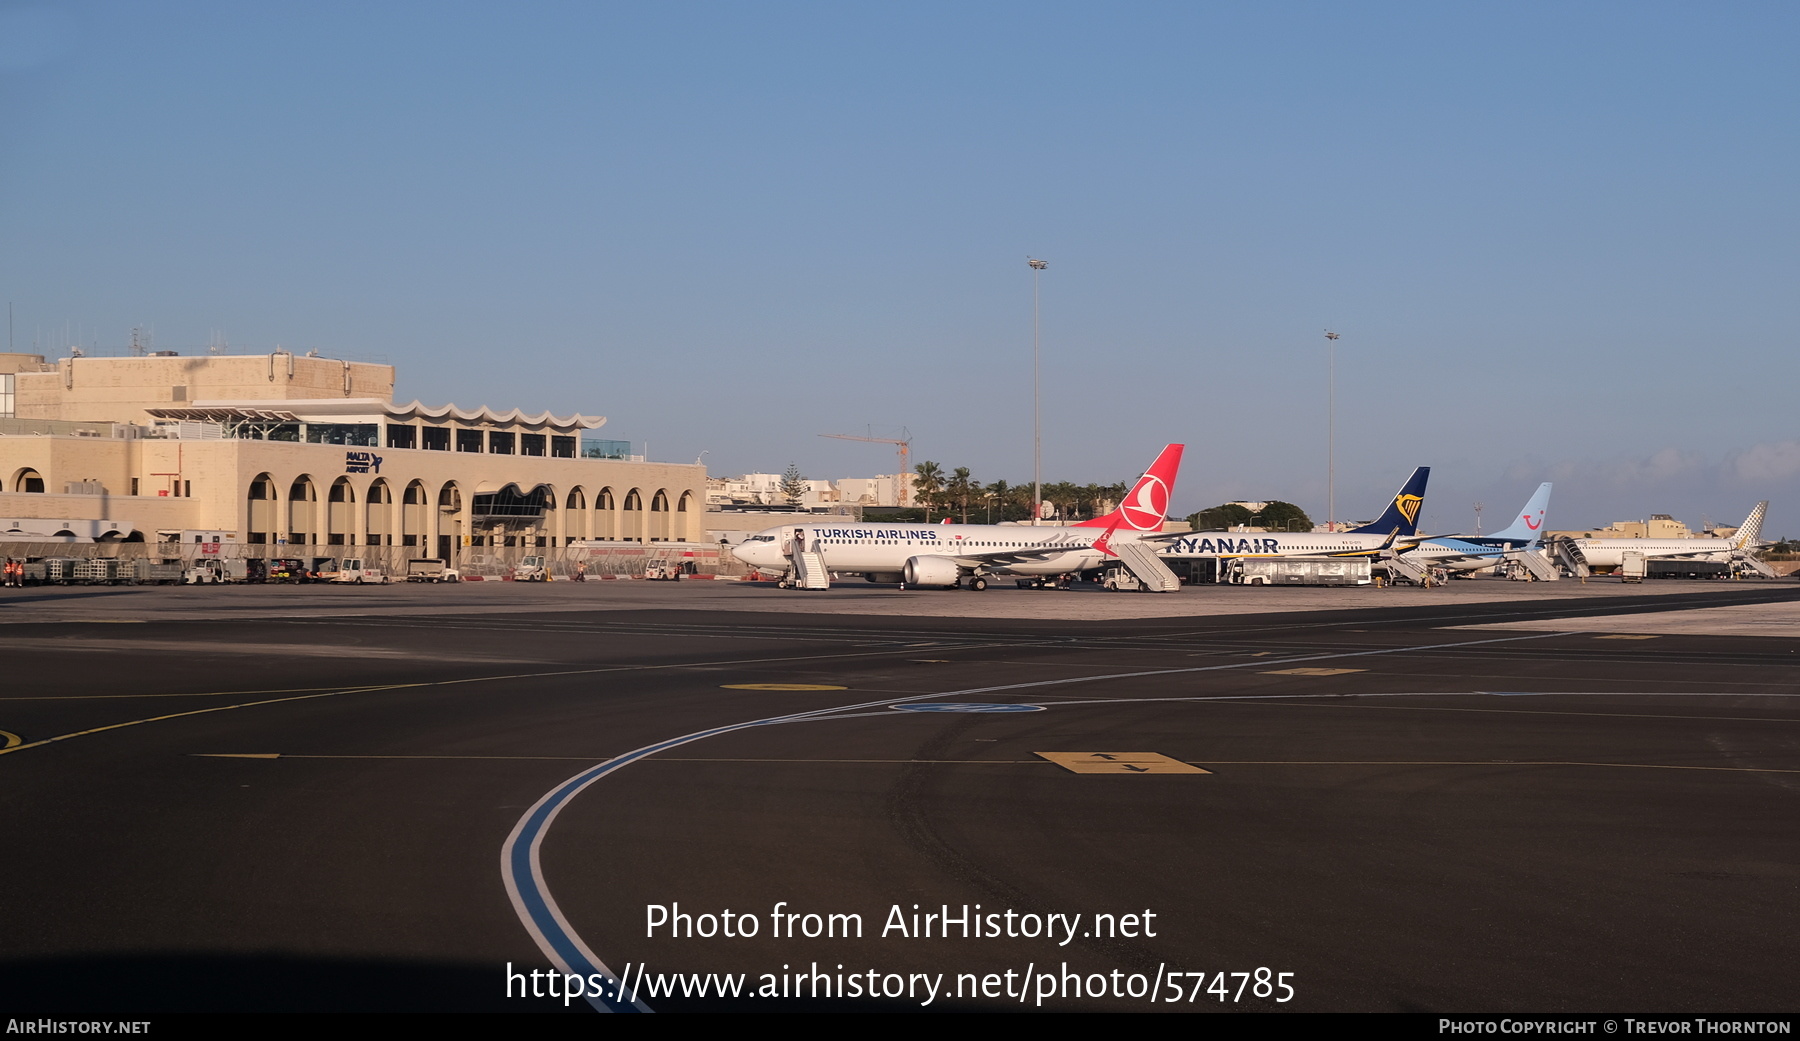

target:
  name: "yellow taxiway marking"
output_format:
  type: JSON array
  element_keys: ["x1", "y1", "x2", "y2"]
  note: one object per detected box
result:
[
  {"x1": 1262, "y1": 667, "x2": 1367, "y2": 676},
  {"x1": 0, "y1": 731, "x2": 21, "y2": 750},
  {"x1": 1595, "y1": 634, "x2": 1660, "y2": 640},
  {"x1": 721, "y1": 683, "x2": 849, "y2": 691},
  {"x1": 2, "y1": 684, "x2": 379, "y2": 701},
  {"x1": 1036, "y1": 752, "x2": 1211, "y2": 775},
  {"x1": 1190, "y1": 760, "x2": 1800, "y2": 775},
  {"x1": 187, "y1": 753, "x2": 1800, "y2": 775},
  {"x1": 0, "y1": 684, "x2": 416, "y2": 758},
  {"x1": 192, "y1": 753, "x2": 1046, "y2": 764}
]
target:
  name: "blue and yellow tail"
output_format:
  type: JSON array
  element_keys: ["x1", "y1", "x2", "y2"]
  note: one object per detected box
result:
[{"x1": 1350, "y1": 467, "x2": 1430, "y2": 536}]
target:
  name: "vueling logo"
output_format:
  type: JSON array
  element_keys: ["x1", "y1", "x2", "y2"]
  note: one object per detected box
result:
[{"x1": 1395, "y1": 495, "x2": 1422, "y2": 525}]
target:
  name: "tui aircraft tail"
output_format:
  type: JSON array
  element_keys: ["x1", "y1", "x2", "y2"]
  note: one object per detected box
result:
[
  {"x1": 1077, "y1": 444, "x2": 1185, "y2": 531},
  {"x1": 1487, "y1": 483, "x2": 1553, "y2": 545},
  {"x1": 1349, "y1": 467, "x2": 1429, "y2": 536}
]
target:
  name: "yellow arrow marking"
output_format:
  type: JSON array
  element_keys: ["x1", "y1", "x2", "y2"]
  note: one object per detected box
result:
[
  {"x1": 1036, "y1": 752, "x2": 1210, "y2": 775},
  {"x1": 0, "y1": 731, "x2": 21, "y2": 750}
]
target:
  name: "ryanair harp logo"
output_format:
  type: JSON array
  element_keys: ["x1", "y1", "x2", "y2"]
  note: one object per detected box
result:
[{"x1": 1395, "y1": 495, "x2": 1423, "y2": 525}]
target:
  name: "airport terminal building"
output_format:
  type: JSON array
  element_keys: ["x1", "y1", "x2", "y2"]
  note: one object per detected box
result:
[{"x1": 0, "y1": 351, "x2": 705, "y2": 569}]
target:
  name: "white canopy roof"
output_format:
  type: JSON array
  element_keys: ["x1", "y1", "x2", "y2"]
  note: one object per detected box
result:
[{"x1": 147, "y1": 398, "x2": 606, "y2": 433}]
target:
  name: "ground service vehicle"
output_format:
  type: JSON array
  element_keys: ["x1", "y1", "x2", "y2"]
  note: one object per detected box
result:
[
  {"x1": 643, "y1": 559, "x2": 683, "y2": 581},
  {"x1": 406, "y1": 558, "x2": 460, "y2": 582},
  {"x1": 266, "y1": 558, "x2": 311, "y2": 583},
  {"x1": 512, "y1": 556, "x2": 548, "y2": 582},
  {"x1": 327, "y1": 558, "x2": 390, "y2": 584},
  {"x1": 1226, "y1": 557, "x2": 1372, "y2": 586}
]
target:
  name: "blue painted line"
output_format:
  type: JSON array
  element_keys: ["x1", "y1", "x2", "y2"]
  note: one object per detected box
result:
[
  {"x1": 502, "y1": 628, "x2": 1577, "y2": 1012},
  {"x1": 891, "y1": 702, "x2": 1044, "y2": 713}
]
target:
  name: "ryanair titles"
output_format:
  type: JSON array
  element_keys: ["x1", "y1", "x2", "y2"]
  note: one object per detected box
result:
[{"x1": 1166, "y1": 536, "x2": 1285, "y2": 555}]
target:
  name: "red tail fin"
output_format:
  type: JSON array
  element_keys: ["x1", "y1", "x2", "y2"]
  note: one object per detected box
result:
[{"x1": 1077, "y1": 444, "x2": 1185, "y2": 531}]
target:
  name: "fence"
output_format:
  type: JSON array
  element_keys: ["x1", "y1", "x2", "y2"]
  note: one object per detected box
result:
[{"x1": 0, "y1": 538, "x2": 750, "y2": 580}]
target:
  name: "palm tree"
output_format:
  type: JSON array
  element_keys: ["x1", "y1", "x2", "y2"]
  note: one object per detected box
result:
[
  {"x1": 946, "y1": 467, "x2": 974, "y2": 523},
  {"x1": 912, "y1": 461, "x2": 945, "y2": 516}
]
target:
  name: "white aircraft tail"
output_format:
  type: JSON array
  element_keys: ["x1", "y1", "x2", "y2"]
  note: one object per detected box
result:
[{"x1": 1731, "y1": 502, "x2": 1768, "y2": 550}]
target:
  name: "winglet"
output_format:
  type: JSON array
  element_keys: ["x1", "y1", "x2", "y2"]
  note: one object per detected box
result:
[{"x1": 1092, "y1": 516, "x2": 1125, "y2": 558}]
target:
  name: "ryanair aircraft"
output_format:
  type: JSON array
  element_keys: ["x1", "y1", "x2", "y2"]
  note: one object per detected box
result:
[
  {"x1": 1146, "y1": 467, "x2": 1430, "y2": 561},
  {"x1": 731, "y1": 444, "x2": 1184, "y2": 590}
]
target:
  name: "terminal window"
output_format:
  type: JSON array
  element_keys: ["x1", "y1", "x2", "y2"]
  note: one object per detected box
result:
[
  {"x1": 488, "y1": 431, "x2": 515, "y2": 455},
  {"x1": 552, "y1": 436, "x2": 576, "y2": 459},
  {"x1": 521, "y1": 433, "x2": 546, "y2": 457},
  {"x1": 387, "y1": 425, "x2": 416, "y2": 450},
  {"x1": 422, "y1": 427, "x2": 450, "y2": 451},
  {"x1": 456, "y1": 429, "x2": 484, "y2": 453}
]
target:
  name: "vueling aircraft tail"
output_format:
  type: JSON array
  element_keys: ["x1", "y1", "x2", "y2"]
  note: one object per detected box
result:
[
  {"x1": 1731, "y1": 502, "x2": 1769, "y2": 550},
  {"x1": 1349, "y1": 467, "x2": 1429, "y2": 536},
  {"x1": 1077, "y1": 444, "x2": 1185, "y2": 532},
  {"x1": 1487, "y1": 483, "x2": 1553, "y2": 545}
]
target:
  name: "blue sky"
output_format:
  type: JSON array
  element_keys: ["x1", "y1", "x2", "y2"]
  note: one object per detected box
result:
[{"x1": 3, "y1": 2, "x2": 1796, "y2": 534}]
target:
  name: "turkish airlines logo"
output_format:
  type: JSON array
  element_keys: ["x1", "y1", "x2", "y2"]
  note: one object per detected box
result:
[
  {"x1": 1121, "y1": 476, "x2": 1169, "y2": 531},
  {"x1": 1524, "y1": 512, "x2": 1542, "y2": 530},
  {"x1": 1396, "y1": 495, "x2": 1422, "y2": 525}
]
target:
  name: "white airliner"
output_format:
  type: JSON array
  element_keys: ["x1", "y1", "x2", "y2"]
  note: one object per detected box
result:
[
  {"x1": 1393, "y1": 483, "x2": 1554, "y2": 573},
  {"x1": 731, "y1": 444, "x2": 1185, "y2": 590},
  {"x1": 1568, "y1": 502, "x2": 1768, "y2": 571},
  {"x1": 1146, "y1": 467, "x2": 1430, "y2": 561}
]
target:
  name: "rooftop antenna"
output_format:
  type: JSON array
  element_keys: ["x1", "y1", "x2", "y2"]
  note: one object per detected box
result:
[{"x1": 1473, "y1": 501, "x2": 1484, "y2": 536}]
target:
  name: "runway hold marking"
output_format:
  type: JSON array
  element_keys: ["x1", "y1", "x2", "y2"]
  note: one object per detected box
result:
[
  {"x1": 1037, "y1": 752, "x2": 1210, "y2": 775},
  {"x1": 1262, "y1": 667, "x2": 1367, "y2": 676},
  {"x1": 0, "y1": 731, "x2": 21, "y2": 750},
  {"x1": 891, "y1": 702, "x2": 1044, "y2": 713},
  {"x1": 1595, "y1": 634, "x2": 1660, "y2": 640},
  {"x1": 721, "y1": 683, "x2": 848, "y2": 691}
]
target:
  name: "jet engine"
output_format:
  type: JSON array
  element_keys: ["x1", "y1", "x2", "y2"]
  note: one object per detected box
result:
[{"x1": 903, "y1": 555, "x2": 962, "y2": 588}]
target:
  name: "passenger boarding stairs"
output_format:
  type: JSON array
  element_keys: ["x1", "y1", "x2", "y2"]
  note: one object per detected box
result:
[
  {"x1": 1112, "y1": 540, "x2": 1182, "y2": 592},
  {"x1": 1381, "y1": 553, "x2": 1429, "y2": 585},
  {"x1": 785, "y1": 544, "x2": 831, "y2": 590},
  {"x1": 1737, "y1": 554, "x2": 1781, "y2": 579},
  {"x1": 1506, "y1": 547, "x2": 1560, "y2": 582},
  {"x1": 1548, "y1": 537, "x2": 1590, "y2": 579}
]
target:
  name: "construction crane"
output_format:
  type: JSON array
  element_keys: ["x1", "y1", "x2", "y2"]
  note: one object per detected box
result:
[{"x1": 819, "y1": 428, "x2": 912, "y2": 507}]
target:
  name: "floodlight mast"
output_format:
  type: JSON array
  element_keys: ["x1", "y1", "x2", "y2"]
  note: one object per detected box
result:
[
  {"x1": 1324, "y1": 330, "x2": 1340, "y2": 531},
  {"x1": 1029, "y1": 258, "x2": 1048, "y2": 525}
]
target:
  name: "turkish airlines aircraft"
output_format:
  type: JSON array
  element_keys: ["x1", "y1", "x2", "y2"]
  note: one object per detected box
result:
[
  {"x1": 1570, "y1": 502, "x2": 1767, "y2": 570},
  {"x1": 731, "y1": 444, "x2": 1185, "y2": 590}
]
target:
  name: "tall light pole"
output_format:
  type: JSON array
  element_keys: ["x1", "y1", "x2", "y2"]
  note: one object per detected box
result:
[
  {"x1": 1324, "y1": 330, "x2": 1339, "y2": 532},
  {"x1": 1029, "y1": 258, "x2": 1047, "y2": 525}
]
